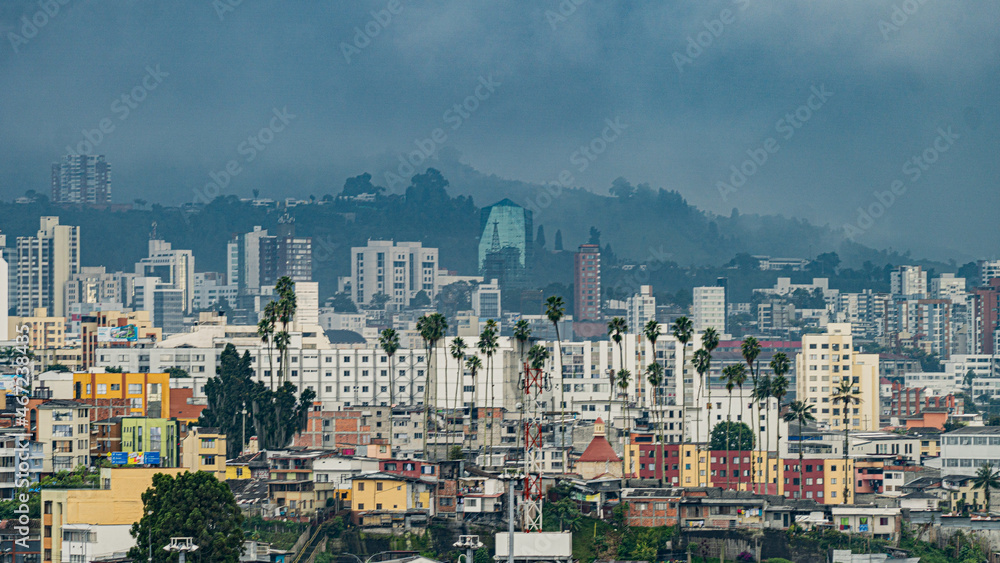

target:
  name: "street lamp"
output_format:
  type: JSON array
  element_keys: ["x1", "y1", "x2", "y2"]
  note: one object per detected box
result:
[
  {"x1": 163, "y1": 537, "x2": 199, "y2": 563},
  {"x1": 498, "y1": 471, "x2": 523, "y2": 563},
  {"x1": 454, "y1": 534, "x2": 484, "y2": 563}
]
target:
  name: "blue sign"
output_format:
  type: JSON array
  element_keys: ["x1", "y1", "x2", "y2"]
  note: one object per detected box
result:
[
  {"x1": 110, "y1": 452, "x2": 128, "y2": 465},
  {"x1": 143, "y1": 452, "x2": 161, "y2": 465}
]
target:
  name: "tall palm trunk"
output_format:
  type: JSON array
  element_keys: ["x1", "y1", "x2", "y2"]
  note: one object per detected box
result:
[
  {"x1": 454, "y1": 360, "x2": 464, "y2": 450},
  {"x1": 797, "y1": 425, "x2": 805, "y2": 500},
  {"x1": 706, "y1": 374, "x2": 713, "y2": 487},
  {"x1": 388, "y1": 355, "x2": 394, "y2": 453},
  {"x1": 443, "y1": 350, "x2": 451, "y2": 456},
  {"x1": 726, "y1": 392, "x2": 733, "y2": 490},
  {"x1": 487, "y1": 353, "x2": 495, "y2": 464},
  {"x1": 422, "y1": 343, "x2": 432, "y2": 460},
  {"x1": 843, "y1": 411, "x2": 850, "y2": 504}
]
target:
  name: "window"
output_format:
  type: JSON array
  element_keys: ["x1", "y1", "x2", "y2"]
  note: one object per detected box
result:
[
  {"x1": 358, "y1": 482, "x2": 365, "y2": 491},
  {"x1": 201, "y1": 455, "x2": 216, "y2": 465},
  {"x1": 128, "y1": 383, "x2": 142, "y2": 394},
  {"x1": 97, "y1": 384, "x2": 107, "y2": 394},
  {"x1": 376, "y1": 482, "x2": 383, "y2": 491}
]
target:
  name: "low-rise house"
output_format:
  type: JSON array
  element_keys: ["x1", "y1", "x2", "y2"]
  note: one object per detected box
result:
[
  {"x1": 267, "y1": 450, "x2": 338, "y2": 517},
  {"x1": 34, "y1": 400, "x2": 92, "y2": 474},
  {"x1": 350, "y1": 472, "x2": 435, "y2": 527},
  {"x1": 179, "y1": 426, "x2": 226, "y2": 479},
  {"x1": 830, "y1": 505, "x2": 901, "y2": 540}
]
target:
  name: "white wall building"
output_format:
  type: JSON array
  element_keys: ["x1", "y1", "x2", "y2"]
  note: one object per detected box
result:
[
  {"x1": 890, "y1": 266, "x2": 927, "y2": 298},
  {"x1": 135, "y1": 239, "x2": 195, "y2": 312},
  {"x1": 931, "y1": 273, "x2": 966, "y2": 304},
  {"x1": 16, "y1": 216, "x2": 79, "y2": 316},
  {"x1": 940, "y1": 426, "x2": 1000, "y2": 476},
  {"x1": 626, "y1": 285, "x2": 656, "y2": 335},
  {"x1": 692, "y1": 286, "x2": 725, "y2": 334},
  {"x1": 348, "y1": 241, "x2": 438, "y2": 310},
  {"x1": 472, "y1": 279, "x2": 501, "y2": 320}
]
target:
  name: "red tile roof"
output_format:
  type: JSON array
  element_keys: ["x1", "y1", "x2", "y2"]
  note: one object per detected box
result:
[{"x1": 577, "y1": 435, "x2": 621, "y2": 463}]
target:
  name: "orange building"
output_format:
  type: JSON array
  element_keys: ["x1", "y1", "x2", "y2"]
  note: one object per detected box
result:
[{"x1": 72, "y1": 372, "x2": 170, "y2": 419}]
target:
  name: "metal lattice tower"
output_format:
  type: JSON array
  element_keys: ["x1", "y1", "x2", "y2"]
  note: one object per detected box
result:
[{"x1": 521, "y1": 361, "x2": 545, "y2": 531}]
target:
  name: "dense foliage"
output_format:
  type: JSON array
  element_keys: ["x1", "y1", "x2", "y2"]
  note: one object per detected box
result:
[
  {"x1": 709, "y1": 421, "x2": 755, "y2": 451},
  {"x1": 198, "y1": 343, "x2": 315, "y2": 456},
  {"x1": 128, "y1": 471, "x2": 244, "y2": 562}
]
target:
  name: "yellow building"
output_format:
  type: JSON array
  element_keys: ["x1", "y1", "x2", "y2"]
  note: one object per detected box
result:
[
  {"x1": 9, "y1": 307, "x2": 66, "y2": 350},
  {"x1": 350, "y1": 472, "x2": 434, "y2": 523},
  {"x1": 823, "y1": 458, "x2": 855, "y2": 504},
  {"x1": 180, "y1": 427, "x2": 227, "y2": 480},
  {"x1": 42, "y1": 467, "x2": 187, "y2": 563},
  {"x1": 796, "y1": 323, "x2": 880, "y2": 432},
  {"x1": 73, "y1": 372, "x2": 171, "y2": 418}
]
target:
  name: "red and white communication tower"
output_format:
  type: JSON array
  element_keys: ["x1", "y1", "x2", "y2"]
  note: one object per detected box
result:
[{"x1": 521, "y1": 360, "x2": 546, "y2": 531}]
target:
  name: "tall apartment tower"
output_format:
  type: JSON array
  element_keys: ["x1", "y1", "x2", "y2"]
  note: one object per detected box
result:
[
  {"x1": 890, "y1": 265, "x2": 927, "y2": 298},
  {"x1": 574, "y1": 244, "x2": 602, "y2": 322},
  {"x1": 349, "y1": 241, "x2": 438, "y2": 309},
  {"x1": 51, "y1": 155, "x2": 111, "y2": 204},
  {"x1": 16, "y1": 217, "x2": 80, "y2": 316},
  {"x1": 692, "y1": 286, "x2": 725, "y2": 334},
  {"x1": 135, "y1": 240, "x2": 195, "y2": 313},
  {"x1": 626, "y1": 285, "x2": 656, "y2": 333},
  {"x1": 795, "y1": 323, "x2": 880, "y2": 432}
]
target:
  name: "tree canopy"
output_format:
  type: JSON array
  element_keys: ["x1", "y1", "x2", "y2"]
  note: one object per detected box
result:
[
  {"x1": 709, "y1": 421, "x2": 755, "y2": 451},
  {"x1": 128, "y1": 471, "x2": 244, "y2": 563}
]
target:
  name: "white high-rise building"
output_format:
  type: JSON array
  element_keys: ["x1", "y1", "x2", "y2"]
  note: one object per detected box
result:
[
  {"x1": 472, "y1": 279, "x2": 501, "y2": 319},
  {"x1": 626, "y1": 285, "x2": 656, "y2": 333},
  {"x1": 135, "y1": 240, "x2": 195, "y2": 312},
  {"x1": 347, "y1": 241, "x2": 438, "y2": 309},
  {"x1": 978, "y1": 260, "x2": 1000, "y2": 287},
  {"x1": 931, "y1": 273, "x2": 966, "y2": 304},
  {"x1": 890, "y1": 266, "x2": 927, "y2": 298},
  {"x1": 0, "y1": 253, "x2": 7, "y2": 340},
  {"x1": 692, "y1": 286, "x2": 725, "y2": 333},
  {"x1": 795, "y1": 323, "x2": 880, "y2": 432},
  {"x1": 16, "y1": 216, "x2": 80, "y2": 316}
]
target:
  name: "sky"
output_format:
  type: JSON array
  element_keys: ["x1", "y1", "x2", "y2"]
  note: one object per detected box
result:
[{"x1": 1, "y1": 0, "x2": 997, "y2": 259}]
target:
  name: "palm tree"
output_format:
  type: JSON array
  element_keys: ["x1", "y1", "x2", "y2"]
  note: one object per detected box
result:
[
  {"x1": 379, "y1": 328, "x2": 400, "y2": 453},
  {"x1": 671, "y1": 317, "x2": 694, "y2": 445},
  {"x1": 616, "y1": 368, "x2": 632, "y2": 482},
  {"x1": 257, "y1": 301, "x2": 277, "y2": 388},
  {"x1": 740, "y1": 336, "x2": 761, "y2": 491},
  {"x1": 964, "y1": 369, "x2": 976, "y2": 397},
  {"x1": 546, "y1": 296, "x2": 566, "y2": 447},
  {"x1": 464, "y1": 355, "x2": 483, "y2": 452},
  {"x1": 418, "y1": 313, "x2": 447, "y2": 460},
  {"x1": 513, "y1": 320, "x2": 532, "y2": 454},
  {"x1": 642, "y1": 319, "x2": 661, "y2": 409},
  {"x1": 274, "y1": 277, "x2": 297, "y2": 383},
  {"x1": 783, "y1": 400, "x2": 815, "y2": 499},
  {"x1": 831, "y1": 378, "x2": 861, "y2": 504},
  {"x1": 527, "y1": 343, "x2": 549, "y2": 370},
  {"x1": 700, "y1": 327, "x2": 720, "y2": 443},
  {"x1": 608, "y1": 317, "x2": 629, "y2": 445},
  {"x1": 973, "y1": 463, "x2": 1000, "y2": 514},
  {"x1": 273, "y1": 330, "x2": 290, "y2": 384},
  {"x1": 645, "y1": 361, "x2": 666, "y2": 486},
  {"x1": 725, "y1": 363, "x2": 748, "y2": 490},
  {"x1": 692, "y1": 348, "x2": 711, "y2": 486},
  {"x1": 753, "y1": 374, "x2": 772, "y2": 493},
  {"x1": 769, "y1": 352, "x2": 791, "y2": 492},
  {"x1": 450, "y1": 337, "x2": 468, "y2": 453},
  {"x1": 478, "y1": 321, "x2": 499, "y2": 462}
]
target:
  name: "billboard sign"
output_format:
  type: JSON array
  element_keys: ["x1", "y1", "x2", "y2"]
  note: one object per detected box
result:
[
  {"x1": 109, "y1": 451, "x2": 162, "y2": 465},
  {"x1": 97, "y1": 324, "x2": 138, "y2": 343}
]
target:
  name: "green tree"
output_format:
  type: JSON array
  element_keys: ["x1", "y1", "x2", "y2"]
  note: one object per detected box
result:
[
  {"x1": 783, "y1": 400, "x2": 815, "y2": 499},
  {"x1": 972, "y1": 463, "x2": 1000, "y2": 513},
  {"x1": 105, "y1": 365, "x2": 124, "y2": 373},
  {"x1": 199, "y1": 344, "x2": 254, "y2": 457},
  {"x1": 478, "y1": 320, "x2": 499, "y2": 462},
  {"x1": 378, "y1": 328, "x2": 401, "y2": 453},
  {"x1": 326, "y1": 291, "x2": 358, "y2": 313},
  {"x1": 464, "y1": 355, "x2": 482, "y2": 451},
  {"x1": 546, "y1": 296, "x2": 567, "y2": 448},
  {"x1": 48, "y1": 363, "x2": 71, "y2": 373},
  {"x1": 410, "y1": 290, "x2": 431, "y2": 309},
  {"x1": 723, "y1": 364, "x2": 747, "y2": 490},
  {"x1": 832, "y1": 378, "x2": 861, "y2": 504},
  {"x1": 274, "y1": 277, "x2": 297, "y2": 384},
  {"x1": 710, "y1": 421, "x2": 754, "y2": 451},
  {"x1": 608, "y1": 316, "x2": 629, "y2": 479},
  {"x1": 166, "y1": 367, "x2": 189, "y2": 378},
  {"x1": 670, "y1": 317, "x2": 693, "y2": 450},
  {"x1": 740, "y1": 336, "x2": 761, "y2": 491},
  {"x1": 417, "y1": 313, "x2": 447, "y2": 460},
  {"x1": 258, "y1": 301, "x2": 278, "y2": 389},
  {"x1": 448, "y1": 445, "x2": 463, "y2": 460},
  {"x1": 449, "y1": 337, "x2": 467, "y2": 454},
  {"x1": 128, "y1": 471, "x2": 244, "y2": 563}
]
